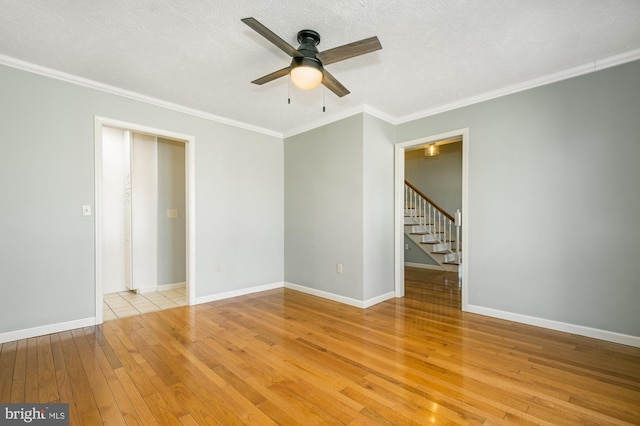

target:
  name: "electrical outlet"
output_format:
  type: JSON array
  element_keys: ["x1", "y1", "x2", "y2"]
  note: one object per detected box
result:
[
  {"x1": 215, "y1": 263, "x2": 222, "y2": 272},
  {"x1": 336, "y1": 263, "x2": 343, "y2": 274},
  {"x1": 404, "y1": 244, "x2": 409, "y2": 250}
]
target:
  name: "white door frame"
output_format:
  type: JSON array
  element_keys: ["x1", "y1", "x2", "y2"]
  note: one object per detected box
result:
[
  {"x1": 94, "y1": 116, "x2": 197, "y2": 324},
  {"x1": 394, "y1": 128, "x2": 469, "y2": 311}
]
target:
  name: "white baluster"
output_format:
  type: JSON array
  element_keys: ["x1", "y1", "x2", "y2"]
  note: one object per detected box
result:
[
  {"x1": 410, "y1": 188, "x2": 414, "y2": 221},
  {"x1": 412, "y1": 190, "x2": 416, "y2": 222},
  {"x1": 445, "y1": 217, "x2": 449, "y2": 244},
  {"x1": 414, "y1": 190, "x2": 418, "y2": 223},
  {"x1": 404, "y1": 185, "x2": 407, "y2": 211}
]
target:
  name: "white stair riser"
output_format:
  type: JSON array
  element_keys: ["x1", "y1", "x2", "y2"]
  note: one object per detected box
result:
[
  {"x1": 432, "y1": 242, "x2": 452, "y2": 253},
  {"x1": 410, "y1": 225, "x2": 440, "y2": 234},
  {"x1": 420, "y1": 234, "x2": 440, "y2": 243},
  {"x1": 444, "y1": 252, "x2": 462, "y2": 265}
]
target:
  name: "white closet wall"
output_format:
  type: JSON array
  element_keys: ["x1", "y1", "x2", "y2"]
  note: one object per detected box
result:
[
  {"x1": 130, "y1": 132, "x2": 158, "y2": 293},
  {"x1": 102, "y1": 129, "x2": 159, "y2": 294},
  {"x1": 101, "y1": 127, "x2": 127, "y2": 294}
]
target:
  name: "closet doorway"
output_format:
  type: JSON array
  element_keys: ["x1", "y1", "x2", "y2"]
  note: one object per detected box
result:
[{"x1": 94, "y1": 117, "x2": 195, "y2": 323}]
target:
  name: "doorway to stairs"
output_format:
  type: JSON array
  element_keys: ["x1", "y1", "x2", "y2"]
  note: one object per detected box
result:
[
  {"x1": 94, "y1": 117, "x2": 196, "y2": 324},
  {"x1": 394, "y1": 128, "x2": 468, "y2": 310},
  {"x1": 404, "y1": 139, "x2": 462, "y2": 274}
]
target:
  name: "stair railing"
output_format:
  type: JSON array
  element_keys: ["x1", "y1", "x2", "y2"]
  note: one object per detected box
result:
[{"x1": 405, "y1": 180, "x2": 461, "y2": 264}]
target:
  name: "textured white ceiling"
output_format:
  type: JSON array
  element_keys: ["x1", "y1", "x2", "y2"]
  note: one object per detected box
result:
[{"x1": 1, "y1": 1, "x2": 639, "y2": 136}]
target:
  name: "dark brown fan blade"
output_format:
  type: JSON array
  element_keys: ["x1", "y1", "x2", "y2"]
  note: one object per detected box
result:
[
  {"x1": 251, "y1": 66, "x2": 291, "y2": 85},
  {"x1": 241, "y1": 17, "x2": 302, "y2": 58},
  {"x1": 316, "y1": 36, "x2": 382, "y2": 66},
  {"x1": 322, "y1": 70, "x2": 350, "y2": 98}
]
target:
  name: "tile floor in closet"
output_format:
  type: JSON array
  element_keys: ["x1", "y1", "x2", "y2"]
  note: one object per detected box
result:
[{"x1": 103, "y1": 287, "x2": 186, "y2": 321}]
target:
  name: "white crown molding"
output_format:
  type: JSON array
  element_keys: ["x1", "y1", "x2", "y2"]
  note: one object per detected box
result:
[
  {"x1": 595, "y1": 48, "x2": 640, "y2": 71},
  {"x1": 285, "y1": 48, "x2": 640, "y2": 135},
  {"x1": 282, "y1": 104, "x2": 368, "y2": 138},
  {"x1": 362, "y1": 104, "x2": 398, "y2": 125},
  {"x1": 2, "y1": 48, "x2": 639, "y2": 139},
  {"x1": 282, "y1": 104, "x2": 398, "y2": 139},
  {"x1": 396, "y1": 48, "x2": 640, "y2": 124},
  {"x1": 0, "y1": 54, "x2": 283, "y2": 139}
]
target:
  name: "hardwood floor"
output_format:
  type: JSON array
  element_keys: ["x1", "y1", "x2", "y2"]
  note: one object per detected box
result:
[
  {"x1": 404, "y1": 266, "x2": 461, "y2": 309},
  {"x1": 1, "y1": 268, "x2": 639, "y2": 424}
]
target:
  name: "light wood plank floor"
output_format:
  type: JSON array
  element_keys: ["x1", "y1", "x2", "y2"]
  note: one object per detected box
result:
[
  {"x1": 404, "y1": 266, "x2": 461, "y2": 309},
  {"x1": 1, "y1": 268, "x2": 639, "y2": 425}
]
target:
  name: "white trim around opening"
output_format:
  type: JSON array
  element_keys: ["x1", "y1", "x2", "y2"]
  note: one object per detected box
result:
[
  {"x1": 394, "y1": 128, "x2": 469, "y2": 311},
  {"x1": 94, "y1": 116, "x2": 196, "y2": 324}
]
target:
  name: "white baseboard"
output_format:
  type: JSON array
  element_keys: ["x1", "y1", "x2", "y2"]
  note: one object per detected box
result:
[
  {"x1": 466, "y1": 304, "x2": 640, "y2": 348},
  {"x1": 194, "y1": 282, "x2": 284, "y2": 305},
  {"x1": 0, "y1": 282, "x2": 396, "y2": 344},
  {"x1": 0, "y1": 317, "x2": 96, "y2": 344},
  {"x1": 136, "y1": 282, "x2": 186, "y2": 294},
  {"x1": 363, "y1": 291, "x2": 396, "y2": 308},
  {"x1": 404, "y1": 262, "x2": 443, "y2": 271},
  {"x1": 284, "y1": 282, "x2": 395, "y2": 309}
]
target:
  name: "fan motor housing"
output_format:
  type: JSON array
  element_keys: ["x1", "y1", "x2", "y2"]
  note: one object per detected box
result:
[
  {"x1": 296, "y1": 29, "x2": 321, "y2": 58},
  {"x1": 290, "y1": 56, "x2": 322, "y2": 71},
  {"x1": 297, "y1": 29, "x2": 320, "y2": 46}
]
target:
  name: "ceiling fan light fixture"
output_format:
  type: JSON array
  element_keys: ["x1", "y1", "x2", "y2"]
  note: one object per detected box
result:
[{"x1": 290, "y1": 57, "x2": 323, "y2": 90}]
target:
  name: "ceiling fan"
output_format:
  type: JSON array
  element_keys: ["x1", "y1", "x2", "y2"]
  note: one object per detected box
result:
[{"x1": 241, "y1": 17, "x2": 382, "y2": 98}]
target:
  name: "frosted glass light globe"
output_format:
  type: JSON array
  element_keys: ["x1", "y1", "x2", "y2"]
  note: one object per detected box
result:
[{"x1": 290, "y1": 66, "x2": 323, "y2": 90}]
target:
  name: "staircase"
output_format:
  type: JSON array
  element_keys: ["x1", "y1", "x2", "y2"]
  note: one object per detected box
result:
[{"x1": 404, "y1": 180, "x2": 461, "y2": 273}]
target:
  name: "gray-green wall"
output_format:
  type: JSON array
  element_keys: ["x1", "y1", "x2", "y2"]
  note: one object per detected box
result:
[
  {"x1": 405, "y1": 141, "x2": 462, "y2": 215},
  {"x1": 0, "y1": 64, "x2": 284, "y2": 335},
  {"x1": 157, "y1": 138, "x2": 186, "y2": 286},
  {"x1": 404, "y1": 235, "x2": 438, "y2": 266},
  {"x1": 362, "y1": 114, "x2": 395, "y2": 299},
  {"x1": 397, "y1": 60, "x2": 640, "y2": 337},
  {"x1": 284, "y1": 115, "x2": 365, "y2": 299},
  {"x1": 284, "y1": 113, "x2": 395, "y2": 302}
]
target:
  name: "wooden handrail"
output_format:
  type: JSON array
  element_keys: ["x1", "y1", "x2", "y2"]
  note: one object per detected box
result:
[{"x1": 405, "y1": 180, "x2": 455, "y2": 222}]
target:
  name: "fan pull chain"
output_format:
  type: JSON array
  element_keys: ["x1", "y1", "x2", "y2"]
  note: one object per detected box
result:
[
  {"x1": 288, "y1": 77, "x2": 291, "y2": 105},
  {"x1": 322, "y1": 86, "x2": 326, "y2": 112}
]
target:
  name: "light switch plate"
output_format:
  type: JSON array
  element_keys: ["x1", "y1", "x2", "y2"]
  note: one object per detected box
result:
[
  {"x1": 82, "y1": 205, "x2": 91, "y2": 216},
  {"x1": 167, "y1": 208, "x2": 178, "y2": 218}
]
